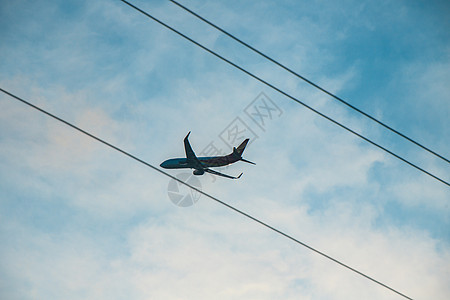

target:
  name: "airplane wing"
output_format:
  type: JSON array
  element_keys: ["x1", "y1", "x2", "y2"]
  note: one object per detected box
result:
[
  {"x1": 205, "y1": 168, "x2": 243, "y2": 180},
  {"x1": 184, "y1": 132, "x2": 243, "y2": 180},
  {"x1": 184, "y1": 131, "x2": 204, "y2": 170}
]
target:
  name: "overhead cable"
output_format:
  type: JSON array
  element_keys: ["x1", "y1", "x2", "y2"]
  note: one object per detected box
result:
[
  {"x1": 119, "y1": 0, "x2": 449, "y2": 187},
  {"x1": 0, "y1": 87, "x2": 414, "y2": 300},
  {"x1": 168, "y1": 0, "x2": 449, "y2": 165}
]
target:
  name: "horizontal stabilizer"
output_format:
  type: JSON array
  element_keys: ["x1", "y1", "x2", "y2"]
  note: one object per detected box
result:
[{"x1": 240, "y1": 158, "x2": 255, "y2": 165}]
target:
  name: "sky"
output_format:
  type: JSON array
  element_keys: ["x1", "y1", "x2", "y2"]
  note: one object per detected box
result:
[{"x1": 0, "y1": 0, "x2": 449, "y2": 299}]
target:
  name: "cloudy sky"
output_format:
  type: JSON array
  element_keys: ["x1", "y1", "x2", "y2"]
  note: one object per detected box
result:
[{"x1": 1, "y1": 0, "x2": 449, "y2": 299}]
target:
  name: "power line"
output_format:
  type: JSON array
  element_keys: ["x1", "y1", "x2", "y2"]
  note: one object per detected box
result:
[
  {"x1": 1, "y1": 87, "x2": 413, "y2": 299},
  {"x1": 168, "y1": 0, "x2": 450, "y2": 165},
  {"x1": 119, "y1": 0, "x2": 449, "y2": 187}
]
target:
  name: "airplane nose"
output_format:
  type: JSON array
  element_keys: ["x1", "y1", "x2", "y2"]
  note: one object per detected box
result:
[{"x1": 160, "y1": 161, "x2": 168, "y2": 168}]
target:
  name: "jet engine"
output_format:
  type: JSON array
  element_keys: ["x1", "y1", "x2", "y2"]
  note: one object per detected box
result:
[{"x1": 193, "y1": 169, "x2": 205, "y2": 176}]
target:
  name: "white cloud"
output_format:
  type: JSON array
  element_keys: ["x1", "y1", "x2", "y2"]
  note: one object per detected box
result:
[
  {"x1": 2, "y1": 196, "x2": 448, "y2": 299},
  {"x1": 1, "y1": 0, "x2": 449, "y2": 299}
]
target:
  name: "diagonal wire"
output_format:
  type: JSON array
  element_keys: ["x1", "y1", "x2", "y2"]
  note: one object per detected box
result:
[
  {"x1": 119, "y1": 0, "x2": 449, "y2": 187},
  {"x1": 168, "y1": 0, "x2": 449, "y2": 164},
  {"x1": 1, "y1": 87, "x2": 413, "y2": 299}
]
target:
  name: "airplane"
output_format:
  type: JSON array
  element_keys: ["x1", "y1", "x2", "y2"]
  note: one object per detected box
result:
[{"x1": 160, "y1": 132, "x2": 255, "y2": 179}]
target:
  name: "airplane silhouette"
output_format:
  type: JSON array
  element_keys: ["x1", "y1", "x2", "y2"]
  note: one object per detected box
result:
[{"x1": 160, "y1": 132, "x2": 255, "y2": 179}]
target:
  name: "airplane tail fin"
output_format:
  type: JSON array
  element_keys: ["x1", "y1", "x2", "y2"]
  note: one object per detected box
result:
[
  {"x1": 236, "y1": 138, "x2": 250, "y2": 155},
  {"x1": 232, "y1": 139, "x2": 255, "y2": 165}
]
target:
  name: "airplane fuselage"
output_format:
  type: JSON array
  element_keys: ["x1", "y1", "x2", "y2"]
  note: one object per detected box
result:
[{"x1": 160, "y1": 153, "x2": 239, "y2": 169}]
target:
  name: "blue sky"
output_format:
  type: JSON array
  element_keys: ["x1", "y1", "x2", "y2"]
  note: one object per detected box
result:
[{"x1": 0, "y1": 0, "x2": 449, "y2": 299}]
